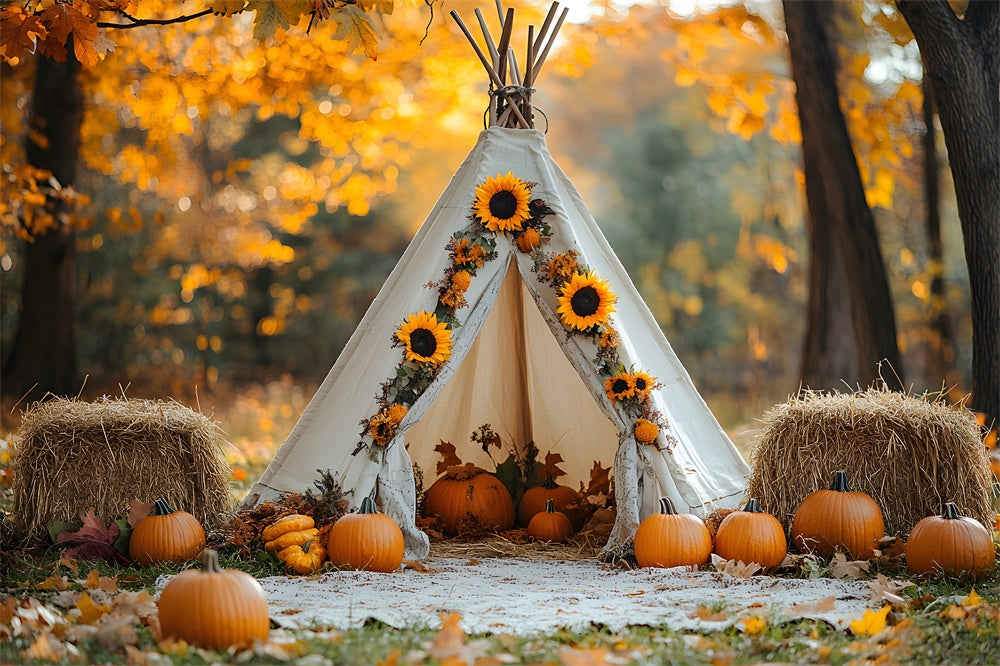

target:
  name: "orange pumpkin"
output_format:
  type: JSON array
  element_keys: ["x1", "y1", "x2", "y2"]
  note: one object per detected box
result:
[
  {"x1": 422, "y1": 463, "x2": 515, "y2": 536},
  {"x1": 714, "y1": 498, "x2": 787, "y2": 571},
  {"x1": 634, "y1": 497, "x2": 712, "y2": 568},
  {"x1": 905, "y1": 502, "x2": 995, "y2": 577},
  {"x1": 527, "y1": 499, "x2": 574, "y2": 543},
  {"x1": 157, "y1": 549, "x2": 269, "y2": 650},
  {"x1": 129, "y1": 498, "x2": 205, "y2": 566},
  {"x1": 327, "y1": 496, "x2": 404, "y2": 572},
  {"x1": 791, "y1": 471, "x2": 884, "y2": 559},
  {"x1": 518, "y1": 475, "x2": 581, "y2": 526}
]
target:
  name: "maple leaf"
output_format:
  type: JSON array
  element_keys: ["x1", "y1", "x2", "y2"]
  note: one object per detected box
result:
[
  {"x1": 434, "y1": 440, "x2": 462, "y2": 475},
  {"x1": 962, "y1": 589, "x2": 983, "y2": 608},
  {"x1": 55, "y1": 509, "x2": 126, "y2": 563},
  {"x1": 0, "y1": 6, "x2": 49, "y2": 64},
  {"x1": 849, "y1": 605, "x2": 891, "y2": 636},
  {"x1": 330, "y1": 5, "x2": 380, "y2": 60},
  {"x1": 37, "y1": 3, "x2": 100, "y2": 67},
  {"x1": 210, "y1": 0, "x2": 248, "y2": 17},
  {"x1": 536, "y1": 452, "x2": 567, "y2": 480},
  {"x1": 249, "y1": 0, "x2": 310, "y2": 43},
  {"x1": 828, "y1": 551, "x2": 870, "y2": 579},
  {"x1": 582, "y1": 461, "x2": 611, "y2": 497},
  {"x1": 36, "y1": 575, "x2": 70, "y2": 591},
  {"x1": 357, "y1": 0, "x2": 394, "y2": 15},
  {"x1": 76, "y1": 591, "x2": 110, "y2": 625},
  {"x1": 867, "y1": 574, "x2": 914, "y2": 607},
  {"x1": 127, "y1": 499, "x2": 154, "y2": 528}
]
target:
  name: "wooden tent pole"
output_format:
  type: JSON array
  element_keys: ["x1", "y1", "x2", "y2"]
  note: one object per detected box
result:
[{"x1": 531, "y1": 6, "x2": 569, "y2": 82}]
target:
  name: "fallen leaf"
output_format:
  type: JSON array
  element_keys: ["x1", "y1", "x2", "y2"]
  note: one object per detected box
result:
[
  {"x1": 84, "y1": 569, "x2": 100, "y2": 589},
  {"x1": 582, "y1": 461, "x2": 611, "y2": 498},
  {"x1": 692, "y1": 605, "x2": 729, "y2": 622},
  {"x1": 36, "y1": 575, "x2": 70, "y2": 591},
  {"x1": 466, "y1": 559, "x2": 480, "y2": 566},
  {"x1": 56, "y1": 557, "x2": 79, "y2": 574},
  {"x1": 849, "y1": 605, "x2": 891, "y2": 636},
  {"x1": 868, "y1": 574, "x2": 914, "y2": 606},
  {"x1": 94, "y1": 616, "x2": 138, "y2": 651},
  {"x1": 558, "y1": 645, "x2": 613, "y2": 666},
  {"x1": 55, "y1": 509, "x2": 125, "y2": 563},
  {"x1": 710, "y1": 553, "x2": 762, "y2": 578},
  {"x1": 110, "y1": 590, "x2": 157, "y2": 622},
  {"x1": 75, "y1": 592, "x2": 109, "y2": 624},
  {"x1": 786, "y1": 595, "x2": 837, "y2": 616},
  {"x1": 962, "y1": 589, "x2": 983, "y2": 607},
  {"x1": 829, "y1": 551, "x2": 870, "y2": 579},
  {"x1": 403, "y1": 560, "x2": 437, "y2": 573}
]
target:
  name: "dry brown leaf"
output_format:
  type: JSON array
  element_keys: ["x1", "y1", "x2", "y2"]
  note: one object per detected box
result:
[
  {"x1": 828, "y1": 551, "x2": 870, "y2": 579},
  {"x1": 94, "y1": 616, "x2": 138, "y2": 651},
  {"x1": 56, "y1": 557, "x2": 79, "y2": 574},
  {"x1": 786, "y1": 595, "x2": 837, "y2": 615},
  {"x1": 84, "y1": 569, "x2": 100, "y2": 589},
  {"x1": 22, "y1": 633, "x2": 60, "y2": 661},
  {"x1": 466, "y1": 558, "x2": 481, "y2": 566},
  {"x1": 434, "y1": 441, "x2": 463, "y2": 475},
  {"x1": 429, "y1": 612, "x2": 465, "y2": 658},
  {"x1": 868, "y1": 574, "x2": 914, "y2": 607},
  {"x1": 36, "y1": 575, "x2": 70, "y2": 591},
  {"x1": 692, "y1": 605, "x2": 729, "y2": 622},
  {"x1": 403, "y1": 560, "x2": 437, "y2": 573},
  {"x1": 110, "y1": 590, "x2": 157, "y2": 622},
  {"x1": 558, "y1": 645, "x2": 617, "y2": 665},
  {"x1": 710, "y1": 553, "x2": 762, "y2": 578},
  {"x1": 536, "y1": 452, "x2": 567, "y2": 480}
]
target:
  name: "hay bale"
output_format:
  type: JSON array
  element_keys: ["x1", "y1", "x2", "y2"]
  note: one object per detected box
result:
[
  {"x1": 11, "y1": 397, "x2": 232, "y2": 542},
  {"x1": 747, "y1": 389, "x2": 993, "y2": 537}
]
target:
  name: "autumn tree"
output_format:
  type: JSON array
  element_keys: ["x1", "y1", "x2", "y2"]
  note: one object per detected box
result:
[
  {"x1": 0, "y1": 0, "x2": 456, "y2": 399},
  {"x1": 896, "y1": 0, "x2": 999, "y2": 425}
]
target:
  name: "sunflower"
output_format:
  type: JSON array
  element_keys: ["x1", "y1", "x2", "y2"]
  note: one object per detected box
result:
[
  {"x1": 396, "y1": 311, "x2": 452, "y2": 365},
  {"x1": 604, "y1": 374, "x2": 635, "y2": 402},
  {"x1": 634, "y1": 418, "x2": 660, "y2": 444},
  {"x1": 599, "y1": 327, "x2": 620, "y2": 349},
  {"x1": 473, "y1": 172, "x2": 532, "y2": 233},
  {"x1": 368, "y1": 412, "x2": 396, "y2": 446},
  {"x1": 630, "y1": 370, "x2": 657, "y2": 397},
  {"x1": 557, "y1": 271, "x2": 616, "y2": 331},
  {"x1": 450, "y1": 269, "x2": 472, "y2": 293},
  {"x1": 515, "y1": 227, "x2": 542, "y2": 253}
]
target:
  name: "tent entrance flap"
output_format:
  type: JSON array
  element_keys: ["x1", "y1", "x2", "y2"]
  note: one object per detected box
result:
[{"x1": 404, "y1": 261, "x2": 619, "y2": 489}]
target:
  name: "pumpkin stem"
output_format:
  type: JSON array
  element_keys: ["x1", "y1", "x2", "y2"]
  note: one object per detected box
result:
[
  {"x1": 302, "y1": 539, "x2": 315, "y2": 553},
  {"x1": 940, "y1": 502, "x2": 960, "y2": 519},
  {"x1": 742, "y1": 498, "x2": 763, "y2": 513},
  {"x1": 542, "y1": 475, "x2": 558, "y2": 489},
  {"x1": 545, "y1": 499, "x2": 556, "y2": 513},
  {"x1": 200, "y1": 549, "x2": 221, "y2": 573},
  {"x1": 152, "y1": 498, "x2": 175, "y2": 516},
  {"x1": 658, "y1": 497, "x2": 677, "y2": 515},
  {"x1": 359, "y1": 496, "x2": 378, "y2": 514},
  {"x1": 829, "y1": 471, "x2": 851, "y2": 492}
]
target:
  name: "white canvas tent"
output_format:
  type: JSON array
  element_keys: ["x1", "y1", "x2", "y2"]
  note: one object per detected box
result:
[{"x1": 242, "y1": 4, "x2": 750, "y2": 561}]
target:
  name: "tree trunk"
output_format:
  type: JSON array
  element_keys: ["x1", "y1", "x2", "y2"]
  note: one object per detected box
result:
[
  {"x1": 2, "y1": 46, "x2": 83, "y2": 400},
  {"x1": 799, "y1": 160, "x2": 859, "y2": 389},
  {"x1": 920, "y1": 78, "x2": 954, "y2": 385},
  {"x1": 783, "y1": 0, "x2": 904, "y2": 391},
  {"x1": 897, "y1": 0, "x2": 999, "y2": 426}
]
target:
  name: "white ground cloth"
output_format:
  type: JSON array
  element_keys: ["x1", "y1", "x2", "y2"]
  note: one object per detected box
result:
[{"x1": 251, "y1": 557, "x2": 873, "y2": 635}]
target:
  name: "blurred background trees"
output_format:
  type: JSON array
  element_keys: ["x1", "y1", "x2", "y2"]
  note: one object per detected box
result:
[{"x1": 1, "y1": 0, "x2": 992, "y2": 432}]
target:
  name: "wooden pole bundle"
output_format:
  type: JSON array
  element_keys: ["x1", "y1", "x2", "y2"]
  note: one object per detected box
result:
[{"x1": 450, "y1": 2, "x2": 570, "y2": 129}]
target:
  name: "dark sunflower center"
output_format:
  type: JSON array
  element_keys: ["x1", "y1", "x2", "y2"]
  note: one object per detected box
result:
[
  {"x1": 634, "y1": 377, "x2": 647, "y2": 391},
  {"x1": 570, "y1": 286, "x2": 601, "y2": 316},
  {"x1": 376, "y1": 421, "x2": 392, "y2": 437},
  {"x1": 612, "y1": 378, "x2": 629, "y2": 394},
  {"x1": 410, "y1": 328, "x2": 438, "y2": 357},
  {"x1": 489, "y1": 191, "x2": 518, "y2": 219}
]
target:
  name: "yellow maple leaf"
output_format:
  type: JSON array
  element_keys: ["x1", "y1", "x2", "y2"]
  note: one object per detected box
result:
[
  {"x1": 76, "y1": 591, "x2": 110, "y2": 624},
  {"x1": 331, "y1": 5, "x2": 380, "y2": 60},
  {"x1": 849, "y1": 605, "x2": 890, "y2": 636},
  {"x1": 962, "y1": 589, "x2": 983, "y2": 607}
]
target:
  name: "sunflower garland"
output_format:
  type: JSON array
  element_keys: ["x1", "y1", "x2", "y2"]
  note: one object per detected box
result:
[
  {"x1": 634, "y1": 418, "x2": 660, "y2": 444},
  {"x1": 367, "y1": 403, "x2": 410, "y2": 446},
  {"x1": 605, "y1": 374, "x2": 636, "y2": 402}
]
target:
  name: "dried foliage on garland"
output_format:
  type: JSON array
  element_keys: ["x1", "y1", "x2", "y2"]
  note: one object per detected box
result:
[{"x1": 208, "y1": 469, "x2": 348, "y2": 556}]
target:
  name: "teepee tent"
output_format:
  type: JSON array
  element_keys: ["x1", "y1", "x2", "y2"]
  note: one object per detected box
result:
[{"x1": 242, "y1": 3, "x2": 750, "y2": 561}]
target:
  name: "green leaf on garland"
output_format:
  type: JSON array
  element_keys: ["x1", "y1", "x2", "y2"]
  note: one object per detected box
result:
[{"x1": 494, "y1": 453, "x2": 526, "y2": 507}]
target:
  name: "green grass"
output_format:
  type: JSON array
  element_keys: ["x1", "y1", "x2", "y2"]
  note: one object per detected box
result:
[{"x1": 3, "y1": 546, "x2": 999, "y2": 665}]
